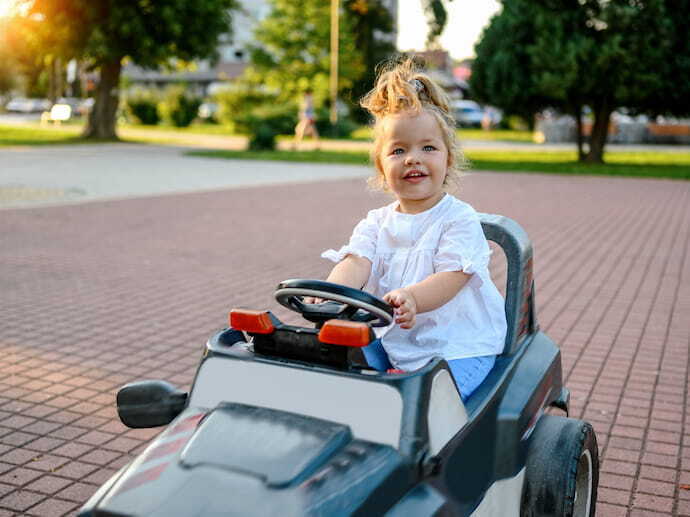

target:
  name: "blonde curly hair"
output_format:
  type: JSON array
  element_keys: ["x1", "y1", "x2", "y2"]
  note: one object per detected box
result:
[{"x1": 360, "y1": 58, "x2": 466, "y2": 192}]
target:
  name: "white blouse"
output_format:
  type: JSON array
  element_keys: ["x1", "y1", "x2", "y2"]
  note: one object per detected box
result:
[{"x1": 322, "y1": 194, "x2": 507, "y2": 371}]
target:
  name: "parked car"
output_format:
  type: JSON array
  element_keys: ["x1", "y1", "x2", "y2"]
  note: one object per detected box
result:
[
  {"x1": 5, "y1": 97, "x2": 51, "y2": 113},
  {"x1": 453, "y1": 100, "x2": 485, "y2": 128},
  {"x1": 79, "y1": 214, "x2": 599, "y2": 517}
]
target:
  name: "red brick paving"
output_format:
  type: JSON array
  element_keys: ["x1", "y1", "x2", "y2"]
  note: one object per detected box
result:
[{"x1": 1, "y1": 171, "x2": 689, "y2": 516}]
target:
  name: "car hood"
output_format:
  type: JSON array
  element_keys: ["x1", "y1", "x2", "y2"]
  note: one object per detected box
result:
[{"x1": 80, "y1": 404, "x2": 410, "y2": 516}]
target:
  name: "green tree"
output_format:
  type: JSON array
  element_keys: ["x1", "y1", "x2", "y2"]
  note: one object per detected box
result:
[
  {"x1": 3, "y1": 8, "x2": 56, "y2": 99},
  {"x1": 645, "y1": 0, "x2": 690, "y2": 118},
  {"x1": 470, "y1": 2, "x2": 547, "y2": 131},
  {"x1": 344, "y1": 0, "x2": 396, "y2": 122},
  {"x1": 14, "y1": 0, "x2": 237, "y2": 139},
  {"x1": 246, "y1": 0, "x2": 365, "y2": 111},
  {"x1": 0, "y1": 21, "x2": 17, "y2": 96},
  {"x1": 423, "y1": 0, "x2": 454, "y2": 47},
  {"x1": 471, "y1": 0, "x2": 685, "y2": 163}
]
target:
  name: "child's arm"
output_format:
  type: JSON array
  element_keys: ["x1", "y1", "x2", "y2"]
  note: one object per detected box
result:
[
  {"x1": 325, "y1": 254, "x2": 372, "y2": 289},
  {"x1": 384, "y1": 271, "x2": 470, "y2": 329},
  {"x1": 304, "y1": 254, "x2": 372, "y2": 304}
]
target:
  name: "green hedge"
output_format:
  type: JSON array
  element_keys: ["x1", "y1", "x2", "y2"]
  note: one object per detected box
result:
[
  {"x1": 125, "y1": 91, "x2": 160, "y2": 125},
  {"x1": 158, "y1": 86, "x2": 202, "y2": 127}
]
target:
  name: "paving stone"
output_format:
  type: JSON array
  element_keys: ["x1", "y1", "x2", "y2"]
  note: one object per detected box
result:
[
  {"x1": 24, "y1": 497, "x2": 77, "y2": 517},
  {"x1": 23, "y1": 454, "x2": 70, "y2": 473},
  {"x1": 1, "y1": 449, "x2": 41, "y2": 466},
  {"x1": 639, "y1": 464, "x2": 678, "y2": 483},
  {"x1": 600, "y1": 473, "x2": 635, "y2": 491},
  {"x1": 599, "y1": 487, "x2": 632, "y2": 506},
  {"x1": 596, "y1": 503, "x2": 628, "y2": 517},
  {"x1": 2, "y1": 170, "x2": 689, "y2": 515},
  {"x1": 635, "y1": 478, "x2": 675, "y2": 498},
  {"x1": 0, "y1": 490, "x2": 46, "y2": 512},
  {"x1": 23, "y1": 475, "x2": 73, "y2": 495},
  {"x1": 53, "y1": 482, "x2": 98, "y2": 503},
  {"x1": 632, "y1": 492, "x2": 675, "y2": 513},
  {"x1": 49, "y1": 461, "x2": 98, "y2": 480}
]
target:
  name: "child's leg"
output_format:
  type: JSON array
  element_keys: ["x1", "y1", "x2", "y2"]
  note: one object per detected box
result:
[
  {"x1": 448, "y1": 355, "x2": 496, "y2": 402},
  {"x1": 362, "y1": 339, "x2": 393, "y2": 371}
]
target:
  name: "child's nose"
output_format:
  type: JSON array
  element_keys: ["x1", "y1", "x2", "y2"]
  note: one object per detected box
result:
[{"x1": 404, "y1": 152, "x2": 421, "y2": 165}]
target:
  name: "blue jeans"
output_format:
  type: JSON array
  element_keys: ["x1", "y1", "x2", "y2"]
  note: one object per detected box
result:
[{"x1": 362, "y1": 339, "x2": 495, "y2": 402}]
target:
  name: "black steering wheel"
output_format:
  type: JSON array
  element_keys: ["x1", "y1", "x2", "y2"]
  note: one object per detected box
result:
[{"x1": 275, "y1": 279, "x2": 394, "y2": 328}]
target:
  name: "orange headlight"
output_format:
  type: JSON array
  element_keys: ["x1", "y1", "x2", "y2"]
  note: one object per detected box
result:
[
  {"x1": 318, "y1": 320, "x2": 372, "y2": 347},
  {"x1": 229, "y1": 309, "x2": 275, "y2": 334}
]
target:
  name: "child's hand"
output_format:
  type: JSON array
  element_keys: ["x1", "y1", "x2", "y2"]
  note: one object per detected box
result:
[
  {"x1": 302, "y1": 296, "x2": 325, "y2": 305},
  {"x1": 383, "y1": 288, "x2": 417, "y2": 329}
]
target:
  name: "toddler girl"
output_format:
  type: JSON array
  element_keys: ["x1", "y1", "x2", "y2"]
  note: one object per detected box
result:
[{"x1": 320, "y1": 60, "x2": 506, "y2": 401}]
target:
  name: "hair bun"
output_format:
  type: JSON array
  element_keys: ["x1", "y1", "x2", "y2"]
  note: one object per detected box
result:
[{"x1": 360, "y1": 58, "x2": 450, "y2": 119}]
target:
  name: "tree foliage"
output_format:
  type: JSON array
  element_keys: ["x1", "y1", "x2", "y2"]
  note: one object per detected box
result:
[
  {"x1": 343, "y1": 0, "x2": 396, "y2": 122},
  {"x1": 470, "y1": 1, "x2": 547, "y2": 128},
  {"x1": 10, "y1": 0, "x2": 237, "y2": 138},
  {"x1": 423, "y1": 0, "x2": 453, "y2": 46},
  {"x1": 471, "y1": 0, "x2": 688, "y2": 162},
  {"x1": 246, "y1": 0, "x2": 366, "y2": 112},
  {"x1": 0, "y1": 21, "x2": 17, "y2": 96}
]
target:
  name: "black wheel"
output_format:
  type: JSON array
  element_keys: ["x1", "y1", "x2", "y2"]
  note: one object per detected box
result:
[{"x1": 521, "y1": 415, "x2": 599, "y2": 517}]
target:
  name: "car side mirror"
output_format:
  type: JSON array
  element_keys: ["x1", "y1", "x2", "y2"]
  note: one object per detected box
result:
[{"x1": 117, "y1": 380, "x2": 188, "y2": 428}]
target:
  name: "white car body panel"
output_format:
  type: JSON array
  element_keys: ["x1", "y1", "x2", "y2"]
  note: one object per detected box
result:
[{"x1": 189, "y1": 356, "x2": 404, "y2": 448}]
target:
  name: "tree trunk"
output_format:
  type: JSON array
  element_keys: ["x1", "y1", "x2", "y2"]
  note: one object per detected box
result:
[
  {"x1": 55, "y1": 57, "x2": 63, "y2": 102},
  {"x1": 47, "y1": 57, "x2": 61, "y2": 105},
  {"x1": 574, "y1": 104, "x2": 585, "y2": 162},
  {"x1": 586, "y1": 99, "x2": 613, "y2": 164},
  {"x1": 82, "y1": 58, "x2": 122, "y2": 140}
]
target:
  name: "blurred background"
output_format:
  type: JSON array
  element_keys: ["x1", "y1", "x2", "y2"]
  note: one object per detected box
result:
[{"x1": 0, "y1": 0, "x2": 688, "y2": 166}]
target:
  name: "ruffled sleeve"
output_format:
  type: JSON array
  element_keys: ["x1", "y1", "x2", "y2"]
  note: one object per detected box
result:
[
  {"x1": 433, "y1": 211, "x2": 491, "y2": 288},
  {"x1": 321, "y1": 208, "x2": 380, "y2": 263}
]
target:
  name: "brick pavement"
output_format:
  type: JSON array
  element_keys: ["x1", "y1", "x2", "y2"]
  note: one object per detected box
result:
[{"x1": 1, "y1": 171, "x2": 688, "y2": 516}]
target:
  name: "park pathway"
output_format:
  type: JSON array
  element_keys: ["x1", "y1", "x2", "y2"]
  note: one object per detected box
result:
[{"x1": 0, "y1": 159, "x2": 688, "y2": 515}]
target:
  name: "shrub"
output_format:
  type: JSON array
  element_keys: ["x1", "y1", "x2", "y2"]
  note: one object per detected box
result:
[
  {"x1": 241, "y1": 105, "x2": 297, "y2": 151},
  {"x1": 248, "y1": 123, "x2": 277, "y2": 151},
  {"x1": 125, "y1": 90, "x2": 160, "y2": 125},
  {"x1": 215, "y1": 85, "x2": 297, "y2": 132},
  {"x1": 248, "y1": 104, "x2": 297, "y2": 135},
  {"x1": 158, "y1": 85, "x2": 202, "y2": 127},
  {"x1": 314, "y1": 108, "x2": 358, "y2": 138},
  {"x1": 215, "y1": 85, "x2": 272, "y2": 132}
]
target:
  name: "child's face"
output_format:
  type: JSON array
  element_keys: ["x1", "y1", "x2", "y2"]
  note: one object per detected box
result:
[{"x1": 378, "y1": 110, "x2": 449, "y2": 213}]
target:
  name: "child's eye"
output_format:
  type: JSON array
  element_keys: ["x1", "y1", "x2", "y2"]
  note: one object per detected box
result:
[
  {"x1": 423, "y1": 145, "x2": 436, "y2": 152},
  {"x1": 391, "y1": 148, "x2": 404, "y2": 155}
]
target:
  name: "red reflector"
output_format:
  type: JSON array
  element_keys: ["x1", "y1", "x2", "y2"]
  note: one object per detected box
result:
[
  {"x1": 318, "y1": 320, "x2": 371, "y2": 347},
  {"x1": 229, "y1": 309, "x2": 275, "y2": 334}
]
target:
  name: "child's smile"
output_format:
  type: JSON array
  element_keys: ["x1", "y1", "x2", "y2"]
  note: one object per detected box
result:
[
  {"x1": 403, "y1": 169, "x2": 428, "y2": 182},
  {"x1": 379, "y1": 110, "x2": 449, "y2": 214}
]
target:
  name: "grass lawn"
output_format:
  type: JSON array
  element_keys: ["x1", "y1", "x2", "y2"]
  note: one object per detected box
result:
[
  {"x1": 351, "y1": 126, "x2": 535, "y2": 143},
  {"x1": 190, "y1": 149, "x2": 370, "y2": 165},
  {"x1": 2, "y1": 123, "x2": 688, "y2": 180},
  {"x1": 1, "y1": 121, "x2": 534, "y2": 146},
  {"x1": 467, "y1": 150, "x2": 690, "y2": 179},
  {"x1": 0, "y1": 124, "x2": 83, "y2": 146},
  {"x1": 188, "y1": 148, "x2": 690, "y2": 180},
  {"x1": 123, "y1": 122, "x2": 238, "y2": 135},
  {"x1": 0, "y1": 122, "x2": 240, "y2": 147}
]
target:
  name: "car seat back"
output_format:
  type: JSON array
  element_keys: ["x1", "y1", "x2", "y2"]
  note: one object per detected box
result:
[{"x1": 479, "y1": 214, "x2": 536, "y2": 356}]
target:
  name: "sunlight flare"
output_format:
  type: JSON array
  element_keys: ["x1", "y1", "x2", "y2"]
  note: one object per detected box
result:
[{"x1": 0, "y1": 0, "x2": 17, "y2": 18}]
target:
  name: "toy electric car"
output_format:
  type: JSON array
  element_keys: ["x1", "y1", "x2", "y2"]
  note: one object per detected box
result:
[{"x1": 79, "y1": 214, "x2": 599, "y2": 517}]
